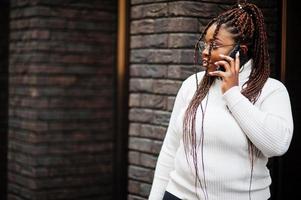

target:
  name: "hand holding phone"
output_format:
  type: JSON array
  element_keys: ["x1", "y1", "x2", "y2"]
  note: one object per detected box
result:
[{"x1": 216, "y1": 44, "x2": 240, "y2": 72}]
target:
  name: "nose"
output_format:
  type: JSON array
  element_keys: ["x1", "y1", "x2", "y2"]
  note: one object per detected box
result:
[{"x1": 202, "y1": 45, "x2": 209, "y2": 57}]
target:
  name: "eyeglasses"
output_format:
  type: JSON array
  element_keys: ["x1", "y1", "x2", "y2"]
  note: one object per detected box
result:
[
  {"x1": 198, "y1": 41, "x2": 236, "y2": 52},
  {"x1": 195, "y1": 41, "x2": 236, "y2": 66}
]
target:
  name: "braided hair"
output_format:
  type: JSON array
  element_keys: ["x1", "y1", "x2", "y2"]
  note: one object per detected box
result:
[{"x1": 183, "y1": 3, "x2": 270, "y2": 200}]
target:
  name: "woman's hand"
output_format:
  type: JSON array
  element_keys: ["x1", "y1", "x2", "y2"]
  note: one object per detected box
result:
[{"x1": 208, "y1": 52, "x2": 240, "y2": 94}]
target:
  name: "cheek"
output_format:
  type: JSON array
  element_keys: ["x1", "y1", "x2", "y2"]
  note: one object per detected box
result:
[
  {"x1": 209, "y1": 50, "x2": 222, "y2": 62},
  {"x1": 210, "y1": 49, "x2": 231, "y2": 62}
]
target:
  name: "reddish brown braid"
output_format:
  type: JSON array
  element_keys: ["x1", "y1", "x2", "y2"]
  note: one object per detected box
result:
[
  {"x1": 183, "y1": 3, "x2": 270, "y2": 200},
  {"x1": 184, "y1": 19, "x2": 218, "y2": 200}
]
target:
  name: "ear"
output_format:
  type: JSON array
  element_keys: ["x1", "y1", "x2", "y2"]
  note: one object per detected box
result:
[{"x1": 240, "y1": 44, "x2": 248, "y2": 54}]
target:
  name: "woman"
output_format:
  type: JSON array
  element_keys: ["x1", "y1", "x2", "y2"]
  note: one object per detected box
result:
[{"x1": 149, "y1": 3, "x2": 293, "y2": 200}]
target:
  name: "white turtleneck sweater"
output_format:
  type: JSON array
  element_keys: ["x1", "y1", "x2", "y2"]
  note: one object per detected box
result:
[{"x1": 148, "y1": 60, "x2": 294, "y2": 200}]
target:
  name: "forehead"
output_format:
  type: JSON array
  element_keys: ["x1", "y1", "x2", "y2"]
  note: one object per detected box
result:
[{"x1": 204, "y1": 23, "x2": 235, "y2": 43}]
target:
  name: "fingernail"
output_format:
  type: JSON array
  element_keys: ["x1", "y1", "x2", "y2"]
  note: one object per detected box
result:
[
  {"x1": 219, "y1": 54, "x2": 224, "y2": 57},
  {"x1": 236, "y1": 51, "x2": 240, "y2": 57}
]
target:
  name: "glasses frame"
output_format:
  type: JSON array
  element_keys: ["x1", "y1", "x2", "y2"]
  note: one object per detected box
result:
[{"x1": 198, "y1": 41, "x2": 236, "y2": 52}]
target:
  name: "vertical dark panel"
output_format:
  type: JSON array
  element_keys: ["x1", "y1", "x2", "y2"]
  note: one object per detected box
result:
[
  {"x1": 0, "y1": 0, "x2": 9, "y2": 199},
  {"x1": 280, "y1": 0, "x2": 301, "y2": 199}
]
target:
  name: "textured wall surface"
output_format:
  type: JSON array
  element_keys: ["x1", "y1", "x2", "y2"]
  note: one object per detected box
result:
[
  {"x1": 8, "y1": 0, "x2": 117, "y2": 199},
  {"x1": 127, "y1": 1, "x2": 281, "y2": 199}
]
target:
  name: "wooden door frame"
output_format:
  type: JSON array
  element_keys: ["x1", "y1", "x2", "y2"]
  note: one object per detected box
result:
[{"x1": 114, "y1": 0, "x2": 129, "y2": 199}]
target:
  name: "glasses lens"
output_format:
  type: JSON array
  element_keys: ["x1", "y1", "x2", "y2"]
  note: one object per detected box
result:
[{"x1": 198, "y1": 41, "x2": 205, "y2": 52}]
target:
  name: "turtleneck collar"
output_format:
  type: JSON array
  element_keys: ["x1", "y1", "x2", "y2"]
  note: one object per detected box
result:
[{"x1": 238, "y1": 59, "x2": 252, "y2": 84}]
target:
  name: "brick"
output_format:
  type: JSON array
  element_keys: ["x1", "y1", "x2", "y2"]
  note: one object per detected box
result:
[
  {"x1": 8, "y1": 151, "x2": 113, "y2": 167},
  {"x1": 129, "y1": 123, "x2": 142, "y2": 137},
  {"x1": 197, "y1": 18, "x2": 212, "y2": 33},
  {"x1": 131, "y1": 49, "x2": 194, "y2": 64},
  {"x1": 139, "y1": 152, "x2": 158, "y2": 168},
  {"x1": 140, "y1": 94, "x2": 166, "y2": 109},
  {"x1": 131, "y1": 17, "x2": 198, "y2": 34},
  {"x1": 12, "y1": 109, "x2": 113, "y2": 121},
  {"x1": 129, "y1": 93, "x2": 141, "y2": 107},
  {"x1": 131, "y1": 34, "x2": 168, "y2": 48},
  {"x1": 11, "y1": 17, "x2": 116, "y2": 32},
  {"x1": 129, "y1": 78, "x2": 153, "y2": 93},
  {"x1": 10, "y1": 40, "x2": 112, "y2": 54},
  {"x1": 128, "y1": 165, "x2": 154, "y2": 183},
  {"x1": 8, "y1": 129, "x2": 113, "y2": 144},
  {"x1": 130, "y1": 49, "x2": 180, "y2": 64},
  {"x1": 128, "y1": 137, "x2": 162, "y2": 154},
  {"x1": 168, "y1": 2, "x2": 228, "y2": 18},
  {"x1": 167, "y1": 64, "x2": 196, "y2": 80},
  {"x1": 48, "y1": 121, "x2": 112, "y2": 131},
  {"x1": 140, "y1": 124, "x2": 166, "y2": 140},
  {"x1": 129, "y1": 108, "x2": 170, "y2": 126},
  {"x1": 131, "y1": 3, "x2": 168, "y2": 19},
  {"x1": 179, "y1": 49, "x2": 195, "y2": 64},
  {"x1": 11, "y1": 6, "x2": 115, "y2": 21},
  {"x1": 131, "y1": 0, "x2": 166, "y2": 5},
  {"x1": 10, "y1": 86, "x2": 113, "y2": 97},
  {"x1": 129, "y1": 151, "x2": 158, "y2": 169},
  {"x1": 129, "y1": 123, "x2": 166, "y2": 140},
  {"x1": 129, "y1": 108, "x2": 153, "y2": 124},
  {"x1": 167, "y1": 96, "x2": 176, "y2": 112},
  {"x1": 168, "y1": 33, "x2": 198, "y2": 48},
  {"x1": 9, "y1": 118, "x2": 48, "y2": 132},
  {"x1": 128, "y1": 180, "x2": 151, "y2": 197},
  {"x1": 128, "y1": 151, "x2": 140, "y2": 165},
  {"x1": 152, "y1": 79, "x2": 182, "y2": 95},
  {"x1": 130, "y1": 64, "x2": 167, "y2": 78},
  {"x1": 8, "y1": 173, "x2": 110, "y2": 189},
  {"x1": 9, "y1": 75, "x2": 78, "y2": 86},
  {"x1": 9, "y1": 53, "x2": 113, "y2": 66},
  {"x1": 152, "y1": 110, "x2": 171, "y2": 126},
  {"x1": 128, "y1": 194, "x2": 147, "y2": 200},
  {"x1": 155, "y1": 17, "x2": 198, "y2": 33},
  {"x1": 131, "y1": 19, "x2": 155, "y2": 34},
  {"x1": 10, "y1": 64, "x2": 113, "y2": 75},
  {"x1": 8, "y1": 140, "x2": 113, "y2": 156}
]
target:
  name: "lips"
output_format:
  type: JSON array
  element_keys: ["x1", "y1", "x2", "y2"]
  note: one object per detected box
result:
[
  {"x1": 202, "y1": 60, "x2": 208, "y2": 66},
  {"x1": 202, "y1": 58, "x2": 209, "y2": 67}
]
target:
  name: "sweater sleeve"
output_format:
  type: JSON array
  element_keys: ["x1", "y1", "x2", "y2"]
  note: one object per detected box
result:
[
  {"x1": 222, "y1": 84, "x2": 294, "y2": 158},
  {"x1": 148, "y1": 81, "x2": 187, "y2": 200}
]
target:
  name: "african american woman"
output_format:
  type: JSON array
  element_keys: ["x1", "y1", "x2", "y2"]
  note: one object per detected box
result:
[{"x1": 149, "y1": 3, "x2": 293, "y2": 200}]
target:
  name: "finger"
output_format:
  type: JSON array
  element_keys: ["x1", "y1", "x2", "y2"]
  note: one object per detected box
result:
[
  {"x1": 235, "y1": 51, "x2": 240, "y2": 72},
  {"x1": 208, "y1": 70, "x2": 226, "y2": 78},
  {"x1": 214, "y1": 60, "x2": 231, "y2": 72},
  {"x1": 220, "y1": 54, "x2": 235, "y2": 71}
]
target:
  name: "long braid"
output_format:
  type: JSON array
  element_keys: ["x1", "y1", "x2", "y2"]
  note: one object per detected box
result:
[
  {"x1": 183, "y1": 3, "x2": 270, "y2": 200},
  {"x1": 187, "y1": 19, "x2": 217, "y2": 200}
]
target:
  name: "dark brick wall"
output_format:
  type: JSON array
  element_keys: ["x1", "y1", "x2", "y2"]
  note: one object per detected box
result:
[
  {"x1": 8, "y1": 0, "x2": 117, "y2": 199},
  {"x1": 127, "y1": 1, "x2": 281, "y2": 199},
  {"x1": 0, "y1": 1, "x2": 10, "y2": 199}
]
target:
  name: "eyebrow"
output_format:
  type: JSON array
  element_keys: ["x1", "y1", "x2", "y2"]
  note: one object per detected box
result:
[{"x1": 205, "y1": 37, "x2": 223, "y2": 43}]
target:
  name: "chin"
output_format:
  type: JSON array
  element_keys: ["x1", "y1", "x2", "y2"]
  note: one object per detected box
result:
[{"x1": 206, "y1": 65, "x2": 216, "y2": 72}]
